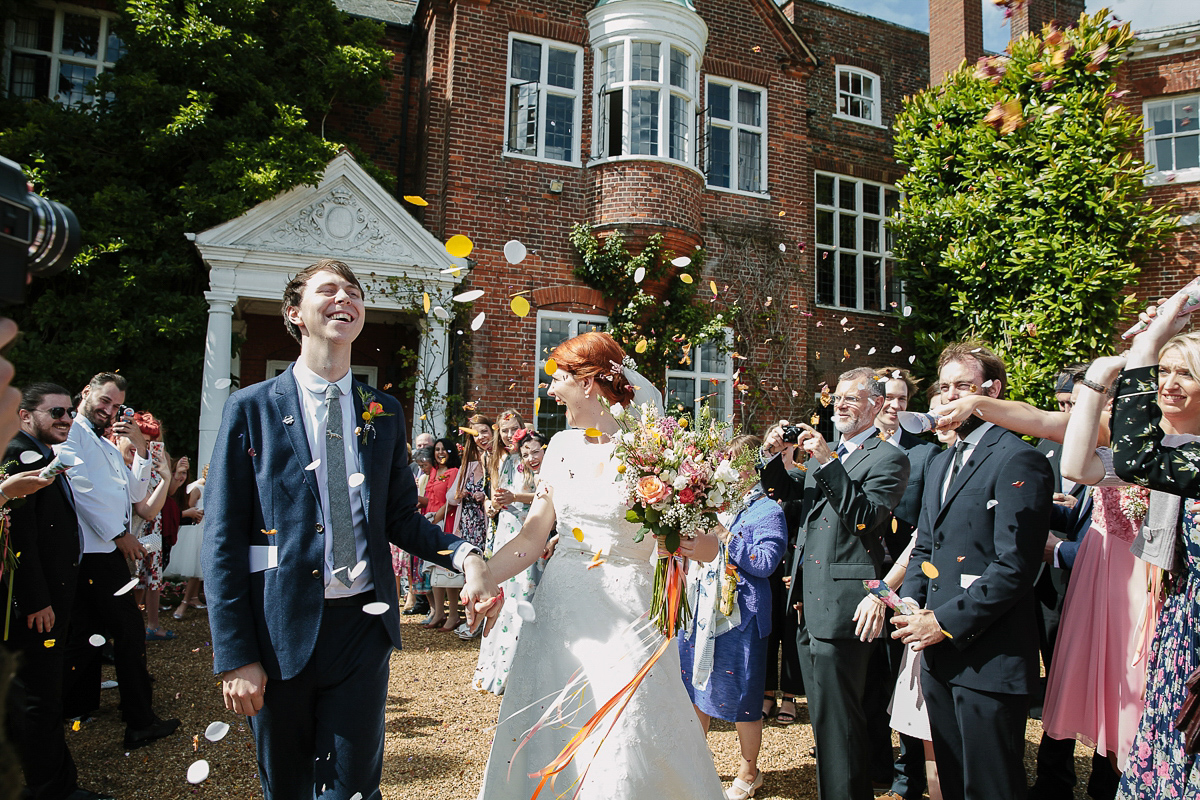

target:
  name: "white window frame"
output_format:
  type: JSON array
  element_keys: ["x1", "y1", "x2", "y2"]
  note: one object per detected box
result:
[
  {"x1": 1144, "y1": 94, "x2": 1200, "y2": 185},
  {"x1": 834, "y1": 66, "x2": 882, "y2": 128},
  {"x1": 813, "y1": 171, "x2": 900, "y2": 313},
  {"x1": 664, "y1": 331, "x2": 734, "y2": 423},
  {"x1": 503, "y1": 34, "x2": 584, "y2": 166},
  {"x1": 533, "y1": 310, "x2": 608, "y2": 434},
  {"x1": 704, "y1": 77, "x2": 768, "y2": 197},
  {"x1": 267, "y1": 360, "x2": 378, "y2": 387},
  {"x1": 4, "y1": 2, "x2": 122, "y2": 107},
  {"x1": 591, "y1": 35, "x2": 702, "y2": 176}
]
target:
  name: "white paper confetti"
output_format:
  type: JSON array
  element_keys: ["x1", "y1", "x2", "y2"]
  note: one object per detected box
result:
[
  {"x1": 891, "y1": 346, "x2": 903, "y2": 353},
  {"x1": 1045, "y1": 450, "x2": 1055, "y2": 459},
  {"x1": 187, "y1": 760, "x2": 210, "y2": 784},
  {"x1": 88, "y1": 634, "x2": 106, "y2": 647},
  {"x1": 214, "y1": 378, "x2": 232, "y2": 390},
  {"x1": 432, "y1": 306, "x2": 450, "y2": 321},
  {"x1": 347, "y1": 473, "x2": 365, "y2": 488},
  {"x1": 305, "y1": 459, "x2": 321, "y2": 471},
  {"x1": 987, "y1": 500, "x2": 998, "y2": 509},
  {"x1": 867, "y1": 347, "x2": 877, "y2": 355},
  {"x1": 908, "y1": 355, "x2": 916, "y2": 364},
  {"x1": 903, "y1": 306, "x2": 913, "y2": 317},
  {"x1": 633, "y1": 266, "x2": 646, "y2": 284},
  {"x1": 515, "y1": 601, "x2": 536, "y2": 623},
  {"x1": 114, "y1": 577, "x2": 138, "y2": 597},
  {"x1": 671, "y1": 256, "x2": 691, "y2": 268},
  {"x1": 362, "y1": 602, "x2": 390, "y2": 616},
  {"x1": 471, "y1": 312, "x2": 485, "y2": 331},
  {"x1": 349, "y1": 560, "x2": 368, "y2": 581},
  {"x1": 204, "y1": 721, "x2": 230, "y2": 742},
  {"x1": 72, "y1": 477, "x2": 93, "y2": 493},
  {"x1": 981, "y1": 380, "x2": 994, "y2": 389},
  {"x1": 19, "y1": 450, "x2": 41, "y2": 465},
  {"x1": 453, "y1": 289, "x2": 484, "y2": 304},
  {"x1": 503, "y1": 240, "x2": 528, "y2": 265}
]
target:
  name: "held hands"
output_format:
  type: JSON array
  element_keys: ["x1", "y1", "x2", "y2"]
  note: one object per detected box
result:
[
  {"x1": 891, "y1": 606, "x2": 947, "y2": 651},
  {"x1": 852, "y1": 594, "x2": 886, "y2": 642},
  {"x1": 655, "y1": 530, "x2": 721, "y2": 563},
  {"x1": 460, "y1": 553, "x2": 502, "y2": 636},
  {"x1": 222, "y1": 662, "x2": 268, "y2": 717},
  {"x1": 543, "y1": 534, "x2": 559, "y2": 560},
  {"x1": 0, "y1": 469, "x2": 58, "y2": 504}
]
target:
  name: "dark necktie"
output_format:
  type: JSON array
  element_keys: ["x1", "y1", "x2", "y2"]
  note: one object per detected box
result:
[
  {"x1": 835, "y1": 442, "x2": 849, "y2": 460},
  {"x1": 324, "y1": 384, "x2": 357, "y2": 587},
  {"x1": 946, "y1": 441, "x2": 969, "y2": 495}
]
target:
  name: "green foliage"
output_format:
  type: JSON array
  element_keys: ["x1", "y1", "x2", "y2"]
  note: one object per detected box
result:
[
  {"x1": 891, "y1": 10, "x2": 1177, "y2": 406},
  {"x1": 0, "y1": 0, "x2": 393, "y2": 455},
  {"x1": 568, "y1": 223, "x2": 736, "y2": 386}
]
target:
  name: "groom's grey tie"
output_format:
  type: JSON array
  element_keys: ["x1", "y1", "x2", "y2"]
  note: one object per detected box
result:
[{"x1": 325, "y1": 383, "x2": 357, "y2": 587}]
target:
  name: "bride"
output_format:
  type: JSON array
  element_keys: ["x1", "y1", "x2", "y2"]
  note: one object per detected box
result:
[{"x1": 473, "y1": 332, "x2": 728, "y2": 799}]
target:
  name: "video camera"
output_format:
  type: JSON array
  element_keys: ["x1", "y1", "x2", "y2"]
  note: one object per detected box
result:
[{"x1": 0, "y1": 155, "x2": 81, "y2": 306}]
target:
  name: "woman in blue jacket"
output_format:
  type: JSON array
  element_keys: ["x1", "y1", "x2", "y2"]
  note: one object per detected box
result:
[{"x1": 680, "y1": 434, "x2": 788, "y2": 800}]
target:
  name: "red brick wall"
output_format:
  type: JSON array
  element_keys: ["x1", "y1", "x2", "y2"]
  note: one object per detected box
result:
[
  {"x1": 1010, "y1": 0, "x2": 1086, "y2": 40},
  {"x1": 928, "y1": 0, "x2": 984, "y2": 86}
]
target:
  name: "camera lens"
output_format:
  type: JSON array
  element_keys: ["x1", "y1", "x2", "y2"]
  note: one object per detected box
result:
[{"x1": 26, "y1": 192, "x2": 80, "y2": 278}]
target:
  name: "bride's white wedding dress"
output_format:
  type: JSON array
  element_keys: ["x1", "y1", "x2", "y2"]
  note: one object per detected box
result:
[{"x1": 478, "y1": 429, "x2": 725, "y2": 799}]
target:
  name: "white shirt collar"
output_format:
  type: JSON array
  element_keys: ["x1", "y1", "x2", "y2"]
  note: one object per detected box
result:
[
  {"x1": 960, "y1": 420, "x2": 995, "y2": 448},
  {"x1": 837, "y1": 425, "x2": 878, "y2": 453},
  {"x1": 292, "y1": 359, "x2": 353, "y2": 398}
]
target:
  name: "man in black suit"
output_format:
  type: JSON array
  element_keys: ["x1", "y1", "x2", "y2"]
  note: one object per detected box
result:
[
  {"x1": 869, "y1": 368, "x2": 942, "y2": 800},
  {"x1": 762, "y1": 367, "x2": 909, "y2": 800},
  {"x1": 894, "y1": 342, "x2": 1054, "y2": 800},
  {"x1": 4, "y1": 383, "x2": 113, "y2": 800}
]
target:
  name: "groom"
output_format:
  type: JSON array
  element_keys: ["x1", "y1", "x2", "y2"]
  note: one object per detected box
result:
[{"x1": 204, "y1": 259, "x2": 499, "y2": 800}]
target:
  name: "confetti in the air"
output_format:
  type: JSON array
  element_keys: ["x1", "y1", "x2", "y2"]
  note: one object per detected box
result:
[
  {"x1": 403, "y1": 195, "x2": 428, "y2": 206},
  {"x1": 510, "y1": 296, "x2": 531, "y2": 317},
  {"x1": 633, "y1": 266, "x2": 646, "y2": 284},
  {"x1": 671, "y1": 256, "x2": 691, "y2": 268},
  {"x1": 432, "y1": 306, "x2": 450, "y2": 321},
  {"x1": 348, "y1": 473, "x2": 365, "y2": 488},
  {"x1": 349, "y1": 560, "x2": 368, "y2": 581},
  {"x1": 680, "y1": 274, "x2": 693, "y2": 284},
  {"x1": 362, "y1": 602, "x2": 390, "y2": 616},
  {"x1": 305, "y1": 459, "x2": 321, "y2": 471},
  {"x1": 503, "y1": 239, "x2": 528, "y2": 264},
  {"x1": 471, "y1": 312, "x2": 486, "y2": 331},
  {"x1": 516, "y1": 601, "x2": 536, "y2": 623},
  {"x1": 215, "y1": 378, "x2": 232, "y2": 390},
  {"x1": 987, "y1": 500, "x2": 998, "y2": 509},
  {"x1": 544, "y1": 359, "x2": 558, "y2": 376},
  {"x1": 572, "y1": 527, "x2": 585, "y2": 541},
  {"x1": 445, "y1": 235, "x2": 474, "y2": 258},
  {"x1": 89, "y1": 634, "x2": 106, "y2": 647},
  {"x1": 635, "y1": 339, "x2": 648, "y2": 354},
  {"x1": 19, "y1": 450, "x2": 40, "y2": 465},
  {"x1": 114, "y1": 578, "x2": 138, "y2": 596},
  {"x1": 921, "y1": 562, "x2": 939, "y2": 579},
  {"x1": 422, "y1": 293, "x2": 431, "y2": 313},
  {"x1": 453, "y1": 289, "x2": 484, "y2": 303},
  {"x1": 892, "y1": 346, "x2": 903, "y2": 353}
]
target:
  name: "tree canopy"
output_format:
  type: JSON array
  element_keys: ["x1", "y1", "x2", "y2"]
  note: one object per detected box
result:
[
  {"x1": 0, "y1": 0, "x2": 393, "y2": 453},
  {"x1": 891, "y1": 9, "x2": 1176, "y2": 406}
]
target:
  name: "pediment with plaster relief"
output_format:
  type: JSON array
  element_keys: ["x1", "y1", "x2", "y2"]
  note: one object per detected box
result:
[{"x1": 255, "y1": 186, "x2": 414, "y2": 260}]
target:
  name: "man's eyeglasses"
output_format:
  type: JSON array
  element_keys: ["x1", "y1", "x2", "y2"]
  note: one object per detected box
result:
[{"x1": 38, "y1": 407, "x2": 76, "y2": 420}]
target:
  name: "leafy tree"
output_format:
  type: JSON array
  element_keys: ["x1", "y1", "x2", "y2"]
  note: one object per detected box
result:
[
  {"x1": 568, "y1": 223, "x2": 736, "y2": 408},
  {"x1": 0, "y1": 0, "x2": 392, "y2": 453},
  {"x1": 891, "y1": 10, "x2": 1176, "y2": 406}
]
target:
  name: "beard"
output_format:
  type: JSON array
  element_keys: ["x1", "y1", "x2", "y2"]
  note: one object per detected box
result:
[{"x1": 955, "y1": 413, "x2": 985, "y2": 439}]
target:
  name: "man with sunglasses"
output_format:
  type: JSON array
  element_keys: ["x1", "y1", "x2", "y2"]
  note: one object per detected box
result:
[{"x1": 5, "y1": 383, "x2": 114, "y2": 800}]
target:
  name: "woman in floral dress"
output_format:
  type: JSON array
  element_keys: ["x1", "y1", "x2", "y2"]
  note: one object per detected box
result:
[
  {"x1": 445, "y1": 414, "x2": 493, "y2": 635},
  {"x1": 1108, "y1": 292, "x2": 1200, "y2": 797},
  {"x1": 475, "y1": 428, "x2": 548, "y2": 691}
]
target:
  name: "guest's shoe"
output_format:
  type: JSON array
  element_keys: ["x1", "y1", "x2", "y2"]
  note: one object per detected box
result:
[
  {"x1": 776, "y1": 697, "x2": 797, "y2": 725},
  {"x1": 173, "y1": 603, "x2": 188, "y2": 620},
  {"x1": 124, "y1": 716, "x2": 180, "y2": 749},
  {"x1": 145, "y1": 627, "x2": 177, "y2": 642},
  {"x1": 725, "y1": 771, "x2": 764, "y2": 800},
  {"x1": 66, "y1": 789, "x2": 117, "y2": 800},
  {"x1": 455, "y1": 622, "x2": 481, "y2": 640}
]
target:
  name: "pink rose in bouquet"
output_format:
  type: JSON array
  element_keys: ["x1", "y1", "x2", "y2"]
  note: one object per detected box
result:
[{"x1": 637, "y1": 475, "x2": 671, "y2": 506}]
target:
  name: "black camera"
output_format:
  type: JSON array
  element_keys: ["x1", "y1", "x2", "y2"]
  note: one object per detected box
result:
[
  {"x1": 0, "y1": 155, "x2": 81, "y2": 306},
  {"x1": 781, "y1": 425, "x2": 805, "y2": 443}
]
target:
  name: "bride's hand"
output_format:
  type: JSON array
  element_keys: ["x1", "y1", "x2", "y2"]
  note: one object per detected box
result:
[
  {"x1": 542, "y1": 534, "x2": 559, "y2": 560},
  {"x1": 675, "y1": 531, "x2": 720, "y2": 563}
]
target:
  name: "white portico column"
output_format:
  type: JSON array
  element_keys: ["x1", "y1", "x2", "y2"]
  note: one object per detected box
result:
[
  {"x1": 416, "y1": 315, "x2": 452, "y2": 439},
  {"x1": 198, "y1": 290, "x2": 237, "y2": 472}
]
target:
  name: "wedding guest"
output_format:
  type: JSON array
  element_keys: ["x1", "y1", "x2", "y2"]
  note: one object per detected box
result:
[
  {"x1": 1104, "y1": 291, "x2": 1200, "y2": 799},
  {"x1": 681, "y1": 434, "x2": 787, "y2": 800},
  {"x1": 420, "y1": 437, "x2": 460, "y2": 630},
  {"x1": 169, "y1": 464, "x2": 207, "y2": 620},
  {"x1": 761, "y1": 367, "x2": 910, "y2": 800},
  {"x1": 443, "y1": 415, "x2": 492, "y2": 635},
  {"x1": 758, "y1": 422, "x2": 804, "y2": 726},
  {"x1": 125, "y1": 413, "x2": 178, "y2": 642},
  {"x1": 399, "y1": 446, "x2": 434, "y2": 616},
  {"x1": 893, "y1": 343, "x2": 1053, "y2": 800},
  {"x1": 474, "y1": 429, "x2": 548, "y2": 691},
  {"x1": 59, "y1": 372, "x2": 179, "y2": 748},
  {"x1": 410, "y1": 431, "x2": 435, "y2": 480},
  {"x1": 870, "y1": 367, "x2": 941, "y2": 800}
]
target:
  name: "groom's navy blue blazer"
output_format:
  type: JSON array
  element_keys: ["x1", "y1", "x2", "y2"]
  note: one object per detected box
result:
[{"x1": 203, "y1": 365, "x2": 462, "y2": 680}]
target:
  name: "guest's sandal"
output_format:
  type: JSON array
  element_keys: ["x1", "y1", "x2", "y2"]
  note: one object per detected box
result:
[
  {"x1": 145, "y1": 627, "x2": 177, "y2": 642},
  {"x1": 762, "y1": 696, "x2": 777, "y2": 719},
  {"x1": 725, "y1": 771, "x2": 764, "y2": 800},
  {"x1": 776, "y1": 697, "x2": 797, "y2": 725}
]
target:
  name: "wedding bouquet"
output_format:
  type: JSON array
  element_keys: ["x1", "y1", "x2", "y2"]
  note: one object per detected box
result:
[{"x1": 608, "y1": 402, "x2": 758, "y2": 637}]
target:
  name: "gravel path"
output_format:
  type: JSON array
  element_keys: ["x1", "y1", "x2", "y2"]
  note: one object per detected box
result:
[{"x1": 67, "y1": 608, "x2": 1097, "y2": 799}]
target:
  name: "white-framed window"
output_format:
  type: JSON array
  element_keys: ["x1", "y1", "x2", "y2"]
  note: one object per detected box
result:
[
  {"x1": 267, "y1": 360, "x2": 378, "y2": 387},
  {"x1": 1145, "y1": 94, "x2": 1200, "y2": 184},
  {"x1": 814, "y1": 172, "x2": 900, "y2": 312},
  {"x1": 834, "y1": 66, "x2": 881, "y2": 127},
  {"x1": 534, "y1": 311, "x2": 608, "y2": 435},
  {"x1": 665, "y1": 335, "x2": 734, "y2": 423},
  {"x1": 5, "y1": 3, "x2": 123, "y2": 106},
  {"x1": 705, "y1": 77, "x2": 767, "y2": 195},
  {"x1": 594, "y1": 38, "x2": 697, "y2": 166},
  {"x1": 504, "y1": 34, "x2": 584, "y2": 165}
]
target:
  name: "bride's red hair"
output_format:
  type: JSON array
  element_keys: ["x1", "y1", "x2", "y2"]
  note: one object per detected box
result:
[{"x1": 550, "y1": 332, "x2": 637, "y2": 405}]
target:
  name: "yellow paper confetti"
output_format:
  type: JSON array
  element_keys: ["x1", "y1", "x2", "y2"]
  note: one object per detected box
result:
[
  {"x1": 422, "y1": 292, "x2": 430, "y2": 313},
  {"x1": 810, "y1": 414, "x2": 820, "y2": 426},
  {"x1": 635, "y1": 338, "x2": 648, "y2": 354},
  {"x1": 510, "y1": 295, "x2": 531, "y2": 317},
  {"x1": 445, "y1": 234, "x2": 474, "y2": 258},
  {"x1": 458, "y1": 426, "x2": 478, "y2": 437},
  {"x1": 72, "y1": 720, "x2": 81, "y2": 732},
  {"x1": 710, "y1": 280, "x2": 718, "y2": 296},
  {"x1": 921, "y1": 562, "x2": 939, "y2": 579},
  {"x1": 572, "y1": 527, "x2": 584, "y2": 542},
  {"x1": 43, "y1": 639, "x2": 55, "y2": 648},
  {"x1": 584, "y1": 428, "x2": 603, "y2": 438},
  {"x1": 680, "y1": 274, "x2": 693, "y2": 284},
  {"x1": 544, "y1": 358, "x2": 558, "y2": 376},
  {"x1": 533, "y1": 397, "x2": 541, "y2": 417},
  {"x1": 403, "y1": 195, "x2": 429, "y2": 206},
  {"x1": 438, "y1": 549, "x2": 454, "y2": 555}
]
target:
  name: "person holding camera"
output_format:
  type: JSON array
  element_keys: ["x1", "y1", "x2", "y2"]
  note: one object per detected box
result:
[
  {"x1": 760, "y1": 367, "x2": 910, "y2": 800},
  {"x1": 59, "y1": 372, "x2": 179, "y2": 749}
]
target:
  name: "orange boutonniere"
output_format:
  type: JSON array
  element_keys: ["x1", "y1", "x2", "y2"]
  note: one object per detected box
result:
[{"x1": 356, "y1": 388, "x2": 394, "y2": 446}]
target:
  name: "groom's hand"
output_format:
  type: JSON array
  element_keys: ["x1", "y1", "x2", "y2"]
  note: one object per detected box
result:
[
  {"x1": 461, "y1": 552, "x2": 501, "y2": 636},
  {"x1": 222, "y1": 662, "x2": 268, "y2": 717}
]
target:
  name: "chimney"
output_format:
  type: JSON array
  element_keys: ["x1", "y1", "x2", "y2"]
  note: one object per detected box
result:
[
  {"x1": 928, "y1": 0, "x2": 985, "y2": 86},
  {"x1": 1009, "y1": 0, "x2": 1086, "y2": 40}
]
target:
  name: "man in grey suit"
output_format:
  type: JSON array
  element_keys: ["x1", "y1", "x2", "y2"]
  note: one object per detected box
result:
[{"x1": 762, "y1": 367, "x2": 910, "y2": 800}]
